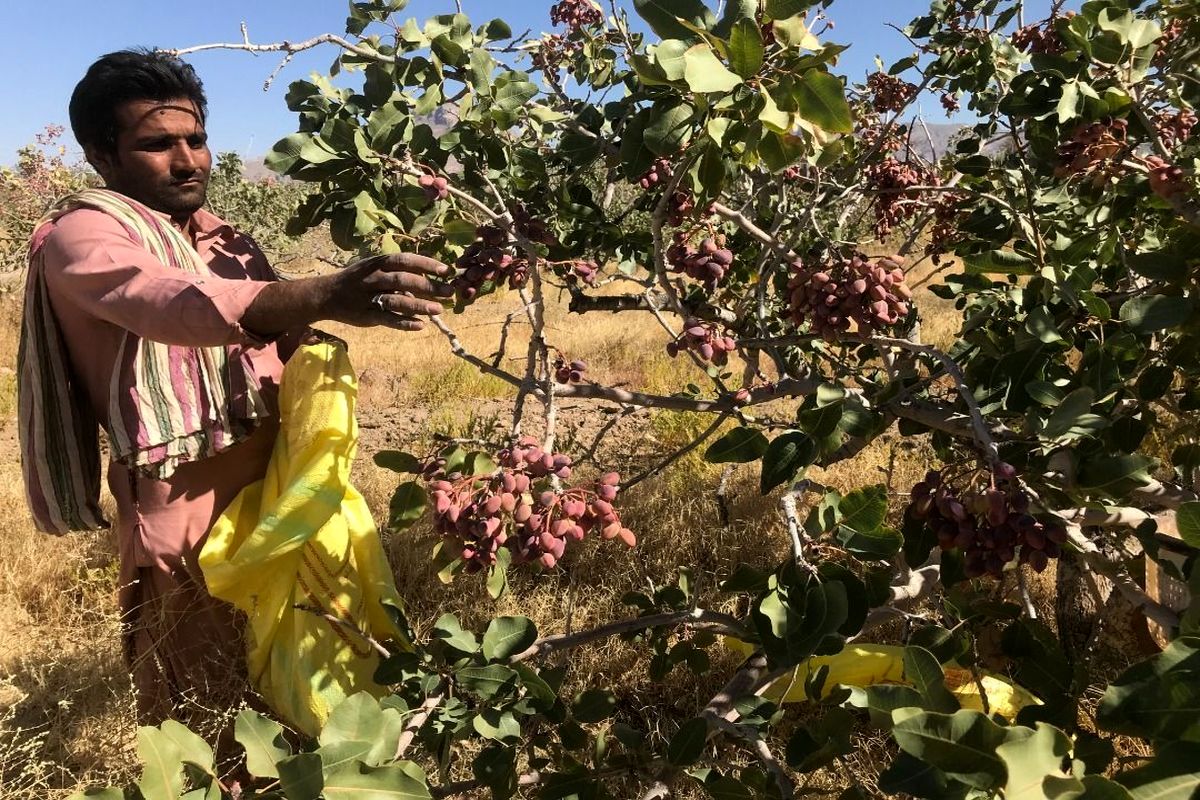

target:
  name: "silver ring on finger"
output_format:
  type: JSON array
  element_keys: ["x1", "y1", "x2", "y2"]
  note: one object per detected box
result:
[{"x1": 371, "y1": 293, "x2": 389, "y2": 312}]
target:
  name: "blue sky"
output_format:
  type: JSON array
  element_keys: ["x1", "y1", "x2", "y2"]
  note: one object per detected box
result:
[{"x1": 0, "y1": 0, "x2": 1062, "y2": 165}]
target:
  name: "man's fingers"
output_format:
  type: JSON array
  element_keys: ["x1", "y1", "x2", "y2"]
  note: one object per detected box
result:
[
  {"x1": 379, "y1": 293, "x2": 444, "y2": 317},
  {"x1": 376, "y1": 252, "x2": 453, "y2": 277},
  {"x1": 375, "y1": 315, "x2": 425, "y2": 332},
  {"x1": 376, "y1": 271, "x2": 455, "y2": 299}
]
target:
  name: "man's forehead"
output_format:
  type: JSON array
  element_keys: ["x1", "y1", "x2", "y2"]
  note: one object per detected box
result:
[{"x1": 116, "y1": 98, "x2": 204, "y2": 133}]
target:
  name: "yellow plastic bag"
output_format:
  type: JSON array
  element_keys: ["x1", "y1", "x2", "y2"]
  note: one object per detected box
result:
[
  {"x1": 723, "y1": 640, "x2": 1040, "y2": 720},
  {"x1": 200, "y1": 342, "x2": 410, "y2": 737}
]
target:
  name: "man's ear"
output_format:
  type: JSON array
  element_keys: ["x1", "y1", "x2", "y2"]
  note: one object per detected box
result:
[{"x1": 83, "y1": 144, "x2": 116, "y2": 185}]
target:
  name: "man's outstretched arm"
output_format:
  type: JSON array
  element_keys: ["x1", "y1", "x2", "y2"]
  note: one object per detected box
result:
[{"x1": 241, "y1": 253, "x2": 454, "y2": 336}]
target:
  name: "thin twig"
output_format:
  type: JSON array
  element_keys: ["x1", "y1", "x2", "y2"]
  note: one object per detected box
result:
[
  {"x1": 623, "y1": 412, "x2": 731, "y2": 489},
  {"x1": 165, "y1": 33, "x2": 397, "y2": 63},
  {"x1": 294, "y1": 604, "x2": 391, "y2": 659},
  {"x1": 394, "y1": 688, "x2": 446, "y2": 760},
  {"x1": 509, "y1": 608, "x2": 746, "y2": 663}
]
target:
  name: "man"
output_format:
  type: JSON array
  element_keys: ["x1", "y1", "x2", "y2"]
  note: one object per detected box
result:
[{"x1": 17, "y1": 49, "x2": 450, "y2": 722}]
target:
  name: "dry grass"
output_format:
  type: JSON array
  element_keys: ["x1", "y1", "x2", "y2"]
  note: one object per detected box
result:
[{"x1": 0, "y1": 248, "x2": 1143, "y2": 798}]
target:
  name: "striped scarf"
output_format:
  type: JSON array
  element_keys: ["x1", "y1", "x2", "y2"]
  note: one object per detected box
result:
[{"x1": 18, "y1": 189, "x2": 269, "y2": 534}]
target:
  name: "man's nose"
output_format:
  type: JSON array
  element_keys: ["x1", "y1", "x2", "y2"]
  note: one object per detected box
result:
[{"x1": 171, "y1": 143, "x2": 201, "y2": 175}]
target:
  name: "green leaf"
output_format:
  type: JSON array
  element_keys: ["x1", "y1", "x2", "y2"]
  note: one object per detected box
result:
[
  {"x1": 158, "y1": 720, "x2": 214, "y2": 776},
  {"x1": 1041, "y1": 387, "x2": 1102, "y2": 441},
  {"x1": 903, "y1": 647, "x2": 960, "y2": 713},
  {"x1": 683, "y1": 44, "x2": 742, "y2": 93},
  {"x1": 481, "y1": 616, "x2": 538, "y2": 662},
  {"x1": 758, "y1": 91, "x2": 791, "y2": 132},
  {"x1": 493, "y1": 78, "x2": 538, "y2": 112},
  {"x1": 689, "y1": 768, "x2": 756, "y2": 799},
  {"x1": 1049, "y1": 775, "x2": 1135, "y2": 799},
  {"x1": 964, "y1": 249, "x2": 1036, "y2": 275},
  {"x1": 1178, "y1": 502, "x2": 1200, "y2": 548},
  {"x1": 878, "y1": 752, "x2": 967, "y2": 800},
  {"x1": 695, "y1": 143, "x2": 726, "y2": 198},
  {"x1": 265, "y1": 133, "x2": 314, "y2": 175},
  {"x1": 667, "y1": 717, "x2": 710, "y2": 766},
  {"x1": 469, "y1": 48, "x2": 496, "y2": 94},
  {"x1": 651, "y1": 39, "x2": 690, "y2": 82},
  {"x1": 766, "y1": 0, "x2": 812, "y2": 19},
  {"x1": 713, "y1": 0, "x2": 757, "y2": 38},
  {"x1": 1001, "y1": 620, "x2": 1073, "y2": 707},
  {"x1": 996, "y1": 723, "x2": 1073, "y2": 800},
  {"x1": 572, "y1": 689, "x2": 618, "y2": 723},
  {"x1": 482, "y1": 18, "x2": 513, "y2": 40},
  {"x1": 889, "y1": 709, "x2": 1013, "y2": 790},
  {"x1": 540, "y1": 772, "x2": 606, "y2": 800},
  {"x1": 136, "y1": 726, "x2": 183, "y2": 800},
  {"x1": 472, "y1": 746, "x2": 517, "y2": 800},
  {"x1": 1120, "y1": 295, "x2": 1194, "y2": 334},
  {"x1": 1025, "y1": 307, "x2": 1063, "y2": 344},
  {"x1": 487, "y1": 547, "x2": 510, "y2": 600},
  {"x1": 322, "y1": 761, "x2": 432, "y2": 799},
  {"x1": 705, "y1": 426, "x2": 769, "y2": 463},
  {"x1": 728, "y1": 19, "x2": 764, "y2": 79},
  {"x1": 455, "y1": 664, "x2": 519, "y2": 700},
  {"x1": 512, "y1": 662, "x2": 558, "y2": 712},
  {"x1": 644, "y1": 101, "x2": 695, "y2": 155},
  {"x1": 786, "y1": 707, "x2": 854, "y2": 772},
  {"x1": 1057, "y1": 80, "x2": 1082, "y2": 123},
  {"x1": 1117, "y1": 742, "x2": 1200, "y2": 799},
  {"x1": 432, "y1": 613, "x2": 480, "y2": 654},
  {"x1": 1127, "y1": 249, "x2": 1188, "y2": 282},
  {"x1": 320, "y1": 693, "x2": 405, "y2": 767},
  {"x1": 760, "y1": 431, "x2": 817, "y2": 493},
  {"x1": 1097, "y1": 637, "x2": 1200, "y2": 743},
  {"x1": 472, "y1": 708, "x2": 522, "y2": 743},
  {"x1": 794, "y1": 70, "x2": 852, "y2": 134},
  {"x1": 772, "y1": 15, "x2": 821, "y2": 48},
  {"x1": 836, "y1": 524, "x2": 902, "y2": 560},
  {"x1": 954, "y1": 155, "x2": 991, "y2": 177},
  {"x1": 619, "y1": 109, "x2": 655, "y2": 180},
  {"x1": 839, "y1": 485, "x2": 888, "y2": 532},
  {"x1": 277, "y1": 753, "x2": 324, "y2": 800},
  {"x1": 1136, "y1": 365, "x2": 1175, "y2": 401},
  {"x1": 374, "y1": 451, "x2": 422, "y2": 473},
  {"x1": 388, "y1": 481, "x2": 428, "y2": 530},
  {"x1": 443, "y1": 218, "x2": 478, "y2": 247},
  {"x1": 633, "y1": 0, "x2": 717, "y2": 40},
  {"x1": 1077, "y1": 454, "x2": 1154, "y2": 498}
]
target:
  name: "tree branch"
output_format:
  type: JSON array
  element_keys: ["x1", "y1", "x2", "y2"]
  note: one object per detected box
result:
[
  {"x1": 568, "y1": 291, "x2": 739, "y2": 326},
  {"x1": 1063, "y1": 524, "x2": 1180, "y2": 630},
  {"x1": 509, "y1": 608, "x2": 748, "y2": 663},
  {"x1": 395, "y1": 685, "x2": 446, "y2": 760},
  {"x1": 164, "y1": 32, "x2": 396, "y2": 64}
]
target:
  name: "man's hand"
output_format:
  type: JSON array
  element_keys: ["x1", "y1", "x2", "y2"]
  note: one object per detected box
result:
[
  {"x1": 242, "y1": 253, "x2": 454, "y2": 337},
  {"x1": 326, "y1": 253, "x2": 454, "y2": 331}
]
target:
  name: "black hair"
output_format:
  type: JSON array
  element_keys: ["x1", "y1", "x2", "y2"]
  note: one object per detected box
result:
[{"x1": 69, "y1": 48, "x2": 208, "y2": 153}]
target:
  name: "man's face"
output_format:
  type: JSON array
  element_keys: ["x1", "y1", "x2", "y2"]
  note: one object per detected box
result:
[{"x1": 86, "y1": 97, "x2": 211, "y2": 219}]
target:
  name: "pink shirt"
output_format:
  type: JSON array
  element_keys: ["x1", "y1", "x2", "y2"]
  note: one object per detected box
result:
[{"x1": 39, "y1": 205, "x2": 286, "y2": 572}]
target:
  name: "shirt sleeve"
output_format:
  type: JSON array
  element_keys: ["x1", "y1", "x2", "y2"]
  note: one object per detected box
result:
[{"x1": 40, "y1": 208, "x2": 272, "y2": 348}]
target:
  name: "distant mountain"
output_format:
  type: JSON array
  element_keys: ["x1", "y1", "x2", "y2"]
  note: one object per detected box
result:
[{"x1": 240, "y1": 156, "x2": 275, "y2": 181}]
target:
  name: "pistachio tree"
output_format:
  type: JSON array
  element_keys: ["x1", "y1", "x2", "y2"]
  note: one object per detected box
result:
[{"x1": 78, "y1": 0, "x2": 1200, "y2": 797}]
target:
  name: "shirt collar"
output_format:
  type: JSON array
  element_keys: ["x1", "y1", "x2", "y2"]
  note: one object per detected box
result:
[{"x1": 144, "y1": 204, "x2": 235, "y2": 245}]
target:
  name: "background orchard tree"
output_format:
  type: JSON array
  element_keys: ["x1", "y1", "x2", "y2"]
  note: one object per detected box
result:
[{"x1": 78, "y1": 0, "x2": 1200, "y2": 797}]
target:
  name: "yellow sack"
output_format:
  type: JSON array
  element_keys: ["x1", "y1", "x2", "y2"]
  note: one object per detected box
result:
[
  {"x1": 200, "y1": 342, "x2": 410, "y2": 737},
  {"x1": 723, "y1": 640, "x2": 1041, "y2": 720}
]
